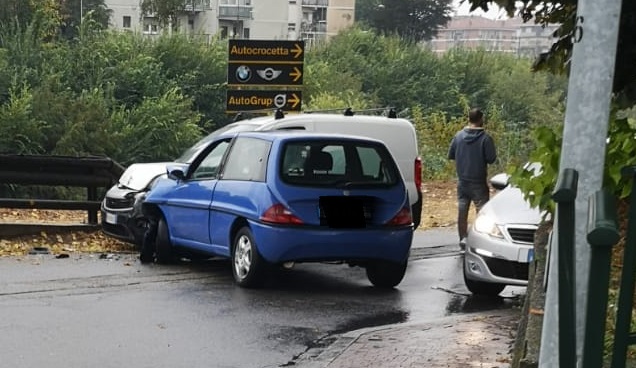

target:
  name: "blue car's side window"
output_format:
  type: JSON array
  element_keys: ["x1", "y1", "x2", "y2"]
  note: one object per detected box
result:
[
  {"x1": 191, "y1": 141, "x2": 230, "y2": 180},
  {"x1": 221, "y1": 137, "x2": 271, "y2": 182}
]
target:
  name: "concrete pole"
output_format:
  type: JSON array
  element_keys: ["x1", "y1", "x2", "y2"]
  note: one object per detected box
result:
[{"x1": 539, "y1": 0, "x2": 622, "y2": 366}]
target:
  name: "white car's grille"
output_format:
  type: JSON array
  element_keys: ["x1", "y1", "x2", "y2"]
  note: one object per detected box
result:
[
  {"x1": 506, "y1": 227, "x2": 536, "y2": 244},
  {"x1": 105, "y1": 197, "x2": 134, "y2": 210}
]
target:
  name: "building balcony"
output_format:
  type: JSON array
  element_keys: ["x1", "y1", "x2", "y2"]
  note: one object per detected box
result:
[
  {"x1": 218, "y1": 5, "x2": 253, "y2": 20},
  {"x1": 183, "y1": 0, "x2": 208, "y2": 12},
  {"x1": 301, "y1": 21, "x2": 326, "y2": 33},
  {"x1": 302, "y1": 0, "x2": 328, "y2": 7}
]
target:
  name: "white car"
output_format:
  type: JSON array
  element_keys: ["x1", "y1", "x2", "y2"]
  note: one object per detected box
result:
[{"x1": 463, "y1": 171, "x2": 542, "y2": 296}]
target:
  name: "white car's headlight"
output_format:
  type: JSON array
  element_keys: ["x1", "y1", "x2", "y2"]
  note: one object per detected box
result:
[{"x1": 473, "y1": 213, "x2": 504, "y2": 238}]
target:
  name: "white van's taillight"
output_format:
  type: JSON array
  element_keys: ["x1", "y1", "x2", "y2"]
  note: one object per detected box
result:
[
  {"x1": 261, "y1": 204, "x2": 304, "y2": 225},
  {"x1": 386, "y1": 207, "x2": 412, "y2": 226},
  {"x1": 414, "y1": 157, "x2": 422, "y2": 191}
]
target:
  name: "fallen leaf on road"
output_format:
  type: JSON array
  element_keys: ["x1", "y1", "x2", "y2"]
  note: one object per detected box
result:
[{"x1": 529, "y1": 308, "x2": 544, "y2": 315}]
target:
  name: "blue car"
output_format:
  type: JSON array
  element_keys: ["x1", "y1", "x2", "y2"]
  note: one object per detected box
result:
[{"x1": 141, "y1": 131, "x2": 414, "y2": 288}]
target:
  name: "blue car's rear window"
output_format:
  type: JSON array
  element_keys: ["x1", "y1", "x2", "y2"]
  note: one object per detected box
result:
[{"x1": 280, "y1": 140, "x2": 400, "y2": 187}]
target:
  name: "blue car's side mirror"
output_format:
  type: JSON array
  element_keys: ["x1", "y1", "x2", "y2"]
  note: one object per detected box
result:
[{"x1": 168, "y1": 168, "x2": 186, "y2": 181}]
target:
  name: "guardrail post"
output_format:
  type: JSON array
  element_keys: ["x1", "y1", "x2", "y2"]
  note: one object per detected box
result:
[
  {"x1": 582, "y1": 189, "x2": 619, "y2": 368},
  {"x1": 611, "y1": 166, "x2": 636, "y2": 368},
  {"x1": 87, "y1": 186, "x2": 98, "y2": 224},
  {"x1": 551, "y1": 168, "x2": 579, "y2": 368}
]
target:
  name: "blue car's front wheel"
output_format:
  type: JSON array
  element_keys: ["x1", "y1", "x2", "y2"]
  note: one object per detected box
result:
[
  {"x1": 232, "y1": 226, "x2": 268, "y2": 288},
  {"x1": 155, "y1": 217, "x2": 175, "y2": 264}
]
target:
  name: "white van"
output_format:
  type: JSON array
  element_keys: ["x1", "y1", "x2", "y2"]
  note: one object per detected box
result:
[{"x1": 101, "y1": 111, "x2": 423, "y2": 246}]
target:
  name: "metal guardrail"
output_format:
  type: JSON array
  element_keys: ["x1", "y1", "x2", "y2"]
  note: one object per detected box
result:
[{"x1": 0, "y1": 154, "x2": 124, "y2": 227}]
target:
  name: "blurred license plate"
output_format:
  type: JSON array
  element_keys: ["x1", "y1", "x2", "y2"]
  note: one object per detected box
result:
[
  {"x1": 527, "y1": 248, "x2": 535, "y2": 262},
  {"x1": 105, "y1": 213, "x2": 117, "y2": 224}
]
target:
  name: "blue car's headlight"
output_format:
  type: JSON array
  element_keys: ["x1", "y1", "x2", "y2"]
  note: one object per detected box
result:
[{"x1": 473, "y1": 213, "x2": 504, "y2": 238}]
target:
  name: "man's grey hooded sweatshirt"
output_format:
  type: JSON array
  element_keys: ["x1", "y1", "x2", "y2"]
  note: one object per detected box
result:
[{"x1": 448, "y1": 127, "x2": 497, "y2": 183}]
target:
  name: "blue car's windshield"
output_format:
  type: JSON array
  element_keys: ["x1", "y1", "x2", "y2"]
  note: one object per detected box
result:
[
  {"x1": 175, "y1": 123, "x2": 260, "y2": 163},
  {"x1": 280, "y1": 140, "x2": 400, "y2": 187}
]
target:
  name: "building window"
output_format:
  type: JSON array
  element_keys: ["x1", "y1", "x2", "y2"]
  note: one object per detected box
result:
[
  {"x1": 221, "y1": 26, "x2": 228, "y2": 38},
  {"x1": 143, "y1": 22, "x2": 159, "y2": 35},
  {"x1": 243, "y1": 28, "x2": 250, "y2": 39},
  {"x1": 123, "y1": 16, "x2": 131, "y2": 28},
  {"x1": 288, "y1": 23, "x2": 296, "y2": 31}
]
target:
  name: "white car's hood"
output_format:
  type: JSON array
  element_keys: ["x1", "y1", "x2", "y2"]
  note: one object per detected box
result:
[
  {"x1": 485, "y1": 186, "x2": 542, "y2": 225},
  {"x1": 118, "y1": 162, "x2": 173, "y2": 191}
]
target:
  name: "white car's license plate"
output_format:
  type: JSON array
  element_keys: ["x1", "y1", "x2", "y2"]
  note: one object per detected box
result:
[
  {"x1": 527, "y1": 248, "x2": 535, "y2": 262},
  {"x1": 105, "y1": 213, "x2": 118, "y2": 224}
]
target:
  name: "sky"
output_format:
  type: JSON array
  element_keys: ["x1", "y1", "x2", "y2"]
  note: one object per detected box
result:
[{"x1": 452, "y1": 0, "x2": 510, "y2": 19}]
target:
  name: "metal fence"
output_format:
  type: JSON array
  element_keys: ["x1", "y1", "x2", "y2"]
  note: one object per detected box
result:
[
  {"x1": 551, "y1": 166, "x2": 636, "y2": 367},
  {"x1": 0, "y1": 154, "x2": 124, "y2": 226}
]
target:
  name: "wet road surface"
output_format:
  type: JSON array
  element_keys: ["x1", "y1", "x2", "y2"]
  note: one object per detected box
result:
[{"x1": 0, "y1": 229, "x2": 524, "y2": 368}]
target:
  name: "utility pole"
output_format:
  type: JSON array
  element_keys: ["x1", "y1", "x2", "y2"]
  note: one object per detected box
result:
[
  {"x1": 539, "y1": 0, "x2": 623, "y2": 366},
  {"x1": 80, "y1": 0, "x2": 83, "y2": 23},
  {"x1": 235, "y1": 0, "x2": 240, "y2": 39}
]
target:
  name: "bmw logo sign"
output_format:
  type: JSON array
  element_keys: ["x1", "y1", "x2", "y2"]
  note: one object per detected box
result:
[{"x1": 236, "y1": 65, "x2": 252, "y2": 83}]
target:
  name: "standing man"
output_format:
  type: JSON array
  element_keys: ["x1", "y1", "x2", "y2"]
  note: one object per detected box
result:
[{"x1": 448, "y1": 108, "x2": 497, "y2": 250}]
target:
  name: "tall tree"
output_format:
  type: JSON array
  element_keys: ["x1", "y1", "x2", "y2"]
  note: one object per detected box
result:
[
  {"x1": 59, "y1": 0, "x2": 111, "y2": 39},
  {"x1": 464, "y1": 0, "x2": 636, "y2": 103},
  {"x1": 139, "y1": 0, "x2": 187, "y2": 29},
  {"x1": 0, "y1": 0, "x2": 36, "y2": 26},
  {"x1": 0, "y1": 0, "x2": 110, "y2": 40},
  {"x1": 355, "y1": 0, "x2": 453, "y2": 42}
]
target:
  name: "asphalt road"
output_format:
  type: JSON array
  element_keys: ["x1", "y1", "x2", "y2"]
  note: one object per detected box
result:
[{"x1": 0, "y1": 229, "x2": 524, "y2": 368}]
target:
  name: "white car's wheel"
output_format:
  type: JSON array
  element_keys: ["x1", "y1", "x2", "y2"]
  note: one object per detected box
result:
[{"x1": 463, "y1": 262, "x2": 506, "y2": 296}]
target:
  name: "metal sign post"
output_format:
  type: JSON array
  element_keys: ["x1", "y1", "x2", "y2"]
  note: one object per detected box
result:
[{"x1": 539, "y1": 0, "x2": 623, "y2": 366}]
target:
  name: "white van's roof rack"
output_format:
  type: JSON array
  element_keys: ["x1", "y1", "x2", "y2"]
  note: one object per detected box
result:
[
  {"x1": 303, "y1": 107, "x2": 397, "y2": 118},
  {"x1": 232, "y1": 107, "x2": 398, "y2": 123}
]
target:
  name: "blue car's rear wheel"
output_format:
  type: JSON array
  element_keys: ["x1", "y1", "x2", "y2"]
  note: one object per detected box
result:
[
  {"x1": 366, "y1": 260, "x2": 408, "y2": 288},
  {"x1": 232, "y1": 226, "x2": 267, "y2": 288}
]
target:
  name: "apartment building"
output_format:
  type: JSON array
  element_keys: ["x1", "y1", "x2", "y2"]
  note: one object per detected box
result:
[
  {"x1": 517, "y1": 21, "x2": 560, "y2": 58},
  {"x1": 105, "y1": 0, "x2": 354, "y2": 43},
  {"x1": 429, "y1": 15, "x2": 558, "y2": 58}
]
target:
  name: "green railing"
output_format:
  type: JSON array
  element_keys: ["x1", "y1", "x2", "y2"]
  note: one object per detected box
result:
[
  {"x1": 582, "y1": 188, "x2": 619, "y2": 368},
  {"x1": 610, "y1": 166, "x2": 636, "y2": 368},
  {"x1": 551, "y1": 166, "x2": 636, "y2": 367},
  {"x1": 552, "y1": 168, "x2": 579, "y2": 368}
]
